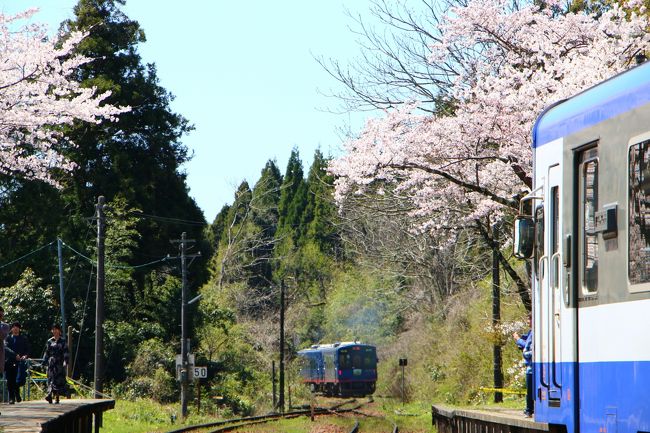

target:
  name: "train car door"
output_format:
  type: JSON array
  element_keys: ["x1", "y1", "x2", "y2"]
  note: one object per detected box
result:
[
  {"x1": 534, "y1": 153, "x2": 580, "y2": 433},
  {"x1": 575, "y1": 145, "x2": 599, "y2": 433},
  {"x1": 544, "y1": 164, "x2": 563, "y2": 401}
]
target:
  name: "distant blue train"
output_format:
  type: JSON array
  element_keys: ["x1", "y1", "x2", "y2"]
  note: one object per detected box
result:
[{"x1": 297, "y1": 342, "x2": 378, "y2": 397}]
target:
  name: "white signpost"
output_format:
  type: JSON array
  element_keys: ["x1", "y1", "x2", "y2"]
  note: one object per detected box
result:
[{"x1": 175, "y1": 354, "x2": 197, "y2": 380}]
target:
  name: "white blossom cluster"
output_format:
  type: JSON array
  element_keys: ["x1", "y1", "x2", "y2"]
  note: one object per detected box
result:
[
  {"x1": 0, "y1": 9, "x2": 129, "y2": 185},
  {"x1": 330, "y1": 0, "x2": 650, "y2": 239}
]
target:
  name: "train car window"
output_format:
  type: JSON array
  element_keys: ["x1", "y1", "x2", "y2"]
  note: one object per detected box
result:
[
  {"x1": 339, "y1": 350, "x2": 351, "y2": 369},
  {"x1": 339, "y1": 347, "x2": 377, "y2": 369},
  {"x1": 325, "y1": 353, "x2": 334, "y2": 372},
  {"x1": 551, "y1": 186, "x2": 560, "y2": 289},
  {"x1": 581, "y1": 157, "x2": 599, "y2": 293},
  {"x1": 363, "y1": 353, "x2": 376, "y2": 368},
  {"x1": 628, "y1": 139, "x2": 650, "y2": 285}
]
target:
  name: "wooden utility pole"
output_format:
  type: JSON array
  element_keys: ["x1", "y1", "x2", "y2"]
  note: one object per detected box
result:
[
  {"x1": 180, "y1": 232, "x2": 189, "y2": 418},
  {"x1": 57, "y1": 238, "x2": 66, "y2": 343},
  {"x1": 278, "y1": 280, "x2": 285, "y2": 413},
  {"x1": 67, "y1": 326, "x2": 73, "y2": 378},
  {"x1": 171, "y1": 232, "x2": 198, "y2": 419},
  {"x1": 94, "y1": 196, "x2": 106, "y2": 399},
  {"x1": 272, "y1": 361, "x2": 277, "y2": 410}
]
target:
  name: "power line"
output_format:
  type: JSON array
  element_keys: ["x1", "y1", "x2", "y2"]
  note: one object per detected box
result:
[
  {"x1": 128, "y1": 211, "x2": 206, "y2": 226},
  {"x1": 0, "y1": 240, "x2": 57, "y2": 270},
  {"x1": 61, "y1": 241, "x2": 170, "y2": 269}
]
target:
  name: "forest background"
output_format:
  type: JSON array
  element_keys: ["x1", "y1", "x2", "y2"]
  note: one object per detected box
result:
[{"x1": 0, "y1": 0, "x2": 647, "y2": 419}]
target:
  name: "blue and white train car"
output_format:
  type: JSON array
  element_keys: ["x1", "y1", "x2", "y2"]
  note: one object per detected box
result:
[{"x1": 514, "y1": 60, "x2": 650, "y2": 433}]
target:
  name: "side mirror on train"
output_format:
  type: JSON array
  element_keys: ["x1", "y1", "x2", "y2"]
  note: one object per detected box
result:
[{"x1": 513, "y1": 216, "x2": 535, "y2": 259}]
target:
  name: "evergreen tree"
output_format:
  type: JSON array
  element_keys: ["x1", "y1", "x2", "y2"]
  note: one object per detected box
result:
[
  {"x1": 208, "y1": 204, "x2": 232, "y2": 248},
  {"x1": 54, "y1": 0, "x2": 207, "y2": 382},
  {"x1": 61, "y1": 0, "x2": 206, "y2": 265},
  {"x1": 277, "y1": 148, "x2": 308, "y2": 239},
  {"x1": 248, "y1": 160, "x2": 282, "y2": 287},
  {"x1": 302, "y1": 149, "x2": 341, "y2": 257}
]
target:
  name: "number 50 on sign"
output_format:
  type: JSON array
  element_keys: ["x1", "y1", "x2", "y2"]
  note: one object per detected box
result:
[{"x1": 192, "y1": 366, "x2": 207, "y2": 379}]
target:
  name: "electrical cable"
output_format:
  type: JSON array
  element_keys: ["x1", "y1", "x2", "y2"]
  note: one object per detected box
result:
[
  {"x1": 0, "y1": 240, "x2": 57, "y2": 270},
  {"x1": 128, "y1": 211, "x2": 206, "y2": 226},
  {"x1": 61, "y1": 241, "x2": 169, "y2": 269},
  {"x1": 71, "y1": 262, "x2": 94, "y2": 379}
]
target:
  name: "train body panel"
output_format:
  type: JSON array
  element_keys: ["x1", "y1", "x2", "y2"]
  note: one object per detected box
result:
[
  {"x1": 523, "y1": 60, "x2": 650, "y2": 433},
  {"x1": 297, "y1": 342, "x2": 377, "y2": 397}
]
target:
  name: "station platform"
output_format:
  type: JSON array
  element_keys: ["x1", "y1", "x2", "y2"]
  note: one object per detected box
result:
[
  {"x1": 0, "y1": 398, "x2": 114, "y2": 433},
  {"x1": 432, "y1": 404, "x2": 549, "y2": 433}
]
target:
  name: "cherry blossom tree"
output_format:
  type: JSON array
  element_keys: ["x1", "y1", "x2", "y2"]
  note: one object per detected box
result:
[
  {"x1": 329, "y1": 0, "x2": 649, "y2": 308},
  {"x1": 0, "y1": 9, "x2": 127, "y2": 185},
  {"x1": 331, "y1": 0, "x2": 649, "y2": 243}
]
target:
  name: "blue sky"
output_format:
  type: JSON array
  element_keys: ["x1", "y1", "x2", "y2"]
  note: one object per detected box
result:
[{"x1": 3, "y1": 1, "x2": 372, "y2": 222}]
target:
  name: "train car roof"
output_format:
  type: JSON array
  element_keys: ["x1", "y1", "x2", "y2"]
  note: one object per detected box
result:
[
  {"x1": 533, "y1": 60, "x2": 650, "y2": 148},
  {"x1": 297, "y1": 342, "x2": 375, "y2": 354}
]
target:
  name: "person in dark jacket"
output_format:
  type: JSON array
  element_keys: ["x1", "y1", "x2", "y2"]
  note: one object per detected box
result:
[
  {"x1": 43, "y1": 323, "x2": 68, "y2": 404},
  {"x1": 513, "y1": 318, "x2": 534, "y2": 417},
  {"x1": 5, "y1": 322, "x2": 29, "y2": 404}
]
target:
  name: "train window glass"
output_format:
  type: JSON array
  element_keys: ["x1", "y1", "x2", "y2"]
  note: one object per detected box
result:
[
  {"x1": 628, "y1": 139, "x2": 650, "y2": 285},
  {"x1": 339, "y1": 352, "x2": 351, "y2": 369},
  {"x1": 582, "y1": 158, "x2": 599, "y2": 293},
  {"x1": 551, "y1": 186, "x2": 560, "y2": 289},
  {"x1": 363, "y1": 353, "x2": 376, "y2": 368},
  {"x1": 552, "y1": 187, "x2": 559, "y2": 255},
  {"x1": 339, "y1": 348, "x2": 377, "y2": 369},
  {"x1": 325, "y1": 354, "x2": 334, "y2": 372}
]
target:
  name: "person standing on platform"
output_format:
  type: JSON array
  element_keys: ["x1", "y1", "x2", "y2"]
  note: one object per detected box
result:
[
  {"x1": 5, "y1": 322, "x2": 29, "y2": 403},
  {"x1": 513, "y1": 316, "x2": 534, "y2": 418},
  {"x1": 43, "y1": 323, "x2": 68, "y2": 404}
]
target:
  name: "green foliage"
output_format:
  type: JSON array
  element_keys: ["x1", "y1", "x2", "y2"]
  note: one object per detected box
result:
[
  {"x1": 302, "y1": 149, "x2": 341, "y2": 256},
  {"x1": 114, "y1": 338, "x2": 176, "y2": 403},
  {"x1": 138, "y1": 271, "x2": 180, "y2": 338},
  {"x1": 0, "y1": 268, "x2": 58, "y2": 353},
  {"x1": 193, "y1": 284, "x2": 270, "y2": 415},
  {"x1": 277, "y1": 148, "x2": 308, "y2": 240},
  {"x1": 105, "y1": 195, "x2": 141, "y2": 322},
  {"x1": 101, "y1": 398, "x2": 220, "y2": 433},
  {"x1": 322, "y1": 267, "x2": 405, "y2": 344}
]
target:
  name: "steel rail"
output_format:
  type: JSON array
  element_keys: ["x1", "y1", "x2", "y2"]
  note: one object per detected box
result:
[{"x1": 165, "y1": 399, "x2": 365, "y2": 433}]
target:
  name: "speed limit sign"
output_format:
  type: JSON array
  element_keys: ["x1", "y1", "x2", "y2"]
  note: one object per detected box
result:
[{"x1": 192, "y1": 366, "x2": 207, "y2": 379}]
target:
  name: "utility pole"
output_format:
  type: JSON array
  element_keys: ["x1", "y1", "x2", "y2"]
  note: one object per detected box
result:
[
  {"x1": 278, "y1": 280, "x2": 285, "y2": 413},
  {"x1": 94, "y1": 196, "x2": 106, "y2": 399},
  {"x1": 492, "y1": 225, "x2": 503, "y2": 403},
  {"x1": 272, "y1": 361, "x2": 277, "y2": 410},
  {"x1": 57, "y1": 238, "x2": 66, "y2": 342},
  {"x1": 180, "y1": 231, "x2": 189, "y2": 418},
  {"x1": 171, "y1": 232, "x2": 198, "y2": 419}
]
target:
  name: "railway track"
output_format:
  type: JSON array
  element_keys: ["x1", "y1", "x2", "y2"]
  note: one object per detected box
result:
[{"x1": 165, "y1": 399, "x2": 366, "y2": 433}]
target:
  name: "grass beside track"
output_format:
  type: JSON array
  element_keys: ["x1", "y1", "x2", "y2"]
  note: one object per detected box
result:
[{"x1": 101, "y1": 396, "x2": 435, "y2": 433}]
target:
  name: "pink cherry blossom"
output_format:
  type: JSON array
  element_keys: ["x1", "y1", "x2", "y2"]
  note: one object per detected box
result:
[
  {"x1": 0, "y1": 9, "x2": 128, "y2": 186},
  {"x1": 330, "y1": 0, "x2": 650, "y2": 238}
]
